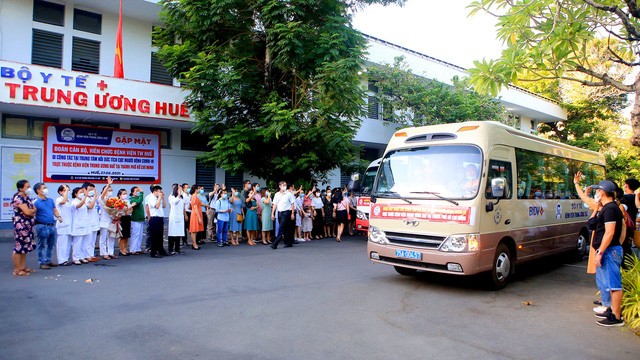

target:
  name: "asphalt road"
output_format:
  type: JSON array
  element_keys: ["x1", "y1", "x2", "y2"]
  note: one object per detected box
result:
[{"x1": 1, "y1": 233, "x2": 638, "y2": 359}]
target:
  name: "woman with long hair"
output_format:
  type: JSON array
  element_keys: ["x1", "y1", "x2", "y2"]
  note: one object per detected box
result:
[
  {"x1": 117, "y1": 188, "x2": 132, "y2": 256},
  {"x1": 189, "y1": 184, "x2": 204, "y2": 250},
  {"x1": 244, "y1": 188, "x2": 259, "y2": 246},
  {"x1": 323, "y1": 189, "x2": 335, "y2": 238},
  {"x1": 333, "y1": 189, "x2": 349, "y2": 242}
]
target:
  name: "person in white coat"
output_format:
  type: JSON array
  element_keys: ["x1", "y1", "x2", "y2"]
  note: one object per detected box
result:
[
  {"x1": 82, "y1": 182, "x2": 100, "y2": 262},
  {"x1": 55, "y1": 185, "x2": 73, "y2": 266},
  {"x1": 70, "y1": 187, "x2": 90, "y2": 265},
  {"x1": 168, "y1": 184, "x2": 187, "y2": 255}
]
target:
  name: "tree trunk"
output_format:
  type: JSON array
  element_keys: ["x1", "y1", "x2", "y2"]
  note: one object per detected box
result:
[{"x1": 630, "y1": 72, "x2": 640, "y2": 146}]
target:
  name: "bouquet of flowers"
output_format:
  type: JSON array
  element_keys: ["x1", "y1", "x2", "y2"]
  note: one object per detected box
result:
[{"x1": 101, "y1": 197, "x2": 128, "y2": 238}]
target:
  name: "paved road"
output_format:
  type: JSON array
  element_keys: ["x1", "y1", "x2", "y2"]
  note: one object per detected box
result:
[{"x1": 1, "y1": 234, "x2": 638, "y2": 359}]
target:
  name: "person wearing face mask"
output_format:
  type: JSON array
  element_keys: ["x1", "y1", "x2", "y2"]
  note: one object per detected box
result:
[
  {"x1": 311, "y1": 189, "x2": 325, "y2": 239},
  {"x1": 148, "y1": 185, "x2": 170, "y2": 258},
  {"x1": 207, "y1": 184, "x2": 220, "y2": 243},
  {"x1": 271, "y1": 181, "x2": 296, "y2": 249},
  {"x1": 462, "y1": 164, "x2": 480, "y2": 197},
  {"x1": 294, "y1": 187, "x2": 304, "y2": 242},
  {"x1": 196, "y1": 186, "x2": 208, "y2": 244},
  {"x1": 244, "y1": 188, "x2": 259, "y2": 246},
  {"x1": 33, "y1": 182, "x2": 62, "y2": 269},
  {"x1": 215, "y1": 189, "x2": 232, "y2": 246},
  {"x1": 128, "y1": 186, "x2": 145, "y2": 255},
  {"x1": 81, "y1": 182, "x2": 100, "y2": 262},
  {"x1": 117, "y1": 188, "x2": 133, "y2": 256},
  {"x1": 189, "y1": 184, "x2": 204, "y2": 250},
  {"x1": 323, "y1": 189, "x2": 335, "y2": 238},
  {"x1": 70, "y1": 187, "x2": 90, "y2": 265},
  {"x1": 181, "y1": 183, "x2": 192, "y2": 246},
  {"x1": 98, "y1": 182, "x2": 116, "y2": 260},
  {"x1": 11, "y1": 180, "x2": 36, "y2": 276},
  {"x1": 261, "y1": 188, "x2": 273, "y2": 244},
  {"x1": 55, "y1": 185, "x2": 74, "y2": 266},
  {"x1": 168, "y1": 183, "x2": 187, "y2": 254},
  {"x1": 229, "y1": 187, "x2": 244, "y2": 245}
]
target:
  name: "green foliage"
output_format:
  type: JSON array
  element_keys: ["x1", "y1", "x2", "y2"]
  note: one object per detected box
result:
[
  {"x1": 154, "y1": 0, "x2": 402, "y2": 184},
  {"x1": 622, "y1": 253, "x2": 640, "y2": 335},
  {"x1": 367, "y1": 56, "x2": 508, "y2": 126}
]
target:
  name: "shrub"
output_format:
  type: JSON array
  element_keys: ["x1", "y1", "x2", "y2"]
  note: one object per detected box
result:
[{"x1": 621, "y1": 253, "x2": 640, "y2": 335}]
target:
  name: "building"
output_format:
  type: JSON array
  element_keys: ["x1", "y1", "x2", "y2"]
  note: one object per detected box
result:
[{"x1": 0, "y1": 0, "x2": 566, "y2": 225}]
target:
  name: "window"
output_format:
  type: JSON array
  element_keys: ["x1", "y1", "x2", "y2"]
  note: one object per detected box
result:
[
  {"x1": 73, "y1": 9, "x2": 102, "y2": 34},
  {"x1": 367, "y1": 96, "x2": 379, "y2": 119},
  {"x1": 196, "y1": 160, "x2": 216, "y2": 190},
  {"x1": 181, "y1": 130, "x2": 210, "y2": 151},
  {"x1": 32, "y1": 29, "x2": 63, "y2": 68},
  {"x1": 72, "y1": 37, "x2": 100, "y2": 74},
  {"x1": 515, "y1": 148, "x2": 605, "y2": 200},
  {"x1": 2, "y1": 114, "x2": 57, "y2": 140},
  {"x1": 71, "y1": 120, "x2": 117, "y2": 128},
  {"x1": 150, "y1": 52, "x2": 173, "y2": 85},
  {"x1": 486, "y1": 160, "x2": 512, "y2": 199},
  {"x1": 33, "y1": 0, "x2": 65, "y2": 26},
  {"x1": 374, "y1": 145, "x2": 483, "y2": 199},
  {"x1": 131, "y1": 125, "x2": 171, "y2": 149},
  {"x1": 224, "y1": 172, "x2": 243, "y2": 190}
]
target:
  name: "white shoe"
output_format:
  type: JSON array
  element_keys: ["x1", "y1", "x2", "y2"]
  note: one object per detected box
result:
[{"x1": 593, "y1": 305, "x2": 608, "y2": 313}]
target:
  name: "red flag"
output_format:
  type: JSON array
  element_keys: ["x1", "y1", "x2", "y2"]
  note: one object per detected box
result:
[{"x1": 114, "y1": 0, "x2": 124, "y2": 78}]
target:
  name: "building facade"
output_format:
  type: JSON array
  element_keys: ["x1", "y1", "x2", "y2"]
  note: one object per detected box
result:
[{"x1": 0, "y1": 0, "x2": 566, "y2": 224}]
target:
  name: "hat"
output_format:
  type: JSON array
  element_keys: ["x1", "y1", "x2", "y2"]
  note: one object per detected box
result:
[{"x1": 591, "y1": 180, "x2": 616, "y2": 193}]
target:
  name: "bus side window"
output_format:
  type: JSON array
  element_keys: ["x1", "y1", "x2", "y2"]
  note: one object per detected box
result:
[{"x1": 486, "y1": 160, "x2": 512, "y2": 199}]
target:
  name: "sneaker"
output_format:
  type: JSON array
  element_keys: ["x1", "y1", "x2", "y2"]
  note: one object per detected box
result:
[
  {"x1": 597, "y1": 313, "x2": 624, "y2": 327},
  {"x1": 594, "y1": 307, "x2": 612, "y2": 319},
  {"x1": 218, "y1": 243, "x2": 224, "y2": 247},
  {"x1": 593, "y1": 300, "x2": 602, "y2": 305},
  {"x1": 593, "y1": 305, "x2": 608, "y2": 314}
]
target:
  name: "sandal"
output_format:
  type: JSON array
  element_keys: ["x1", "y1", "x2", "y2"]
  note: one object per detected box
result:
[
  {"x1": 73, "y1": 260, "x2": 82, "y2": 265},
  {"x1": 13, "y1": 270, "x2": 30, "y2": 276},
  {"x1": 80, "y1": 259, "x2": 89, "y2": 264},
  {"x1": 23, "y1": 268, "x2": 35, "y2": 273},
  {"x1": 103, "y1": 256, "x2": 111, "y2": 260}
]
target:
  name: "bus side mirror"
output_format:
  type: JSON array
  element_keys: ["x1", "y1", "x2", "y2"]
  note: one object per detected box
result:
[
  {"x1": 486, "y1": 178, "x2": 506, "y2": 212},
  {"x1": 491, "y1": 178, "x2": 506, "y2": 198},
  {"x1": 348, "y1": 173, "x2": 361, "y2": 192}
]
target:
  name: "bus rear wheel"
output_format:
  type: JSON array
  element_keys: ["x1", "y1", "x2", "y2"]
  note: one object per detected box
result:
[
  {"x1": 394, "y1": 266, "x2": 418, "y2": 276},
  {"x1": 487, "y1": 243, "x2": 513, "y2": 290}
]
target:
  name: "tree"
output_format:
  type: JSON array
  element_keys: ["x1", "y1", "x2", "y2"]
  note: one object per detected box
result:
[
  {"x1": 368, "y1": 56, "x2": 508, "y2": 126},
  {"x1": 154, "y1": 0, "x2": 403, "y2": 184},
  {"x1": 467, "y1": 0, "x2": 640, "y2": 145}
]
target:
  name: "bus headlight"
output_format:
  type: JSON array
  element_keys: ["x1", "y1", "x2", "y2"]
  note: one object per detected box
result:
[
  {"x1": 440, "y1": 234, "x2": 479, "y2": 252},
  {"x1": 356, "y1": 210, "x2": 368, "y2": 220},
  {"x1": 368, "y1": 225, "x2": 389, "y2": 245}
]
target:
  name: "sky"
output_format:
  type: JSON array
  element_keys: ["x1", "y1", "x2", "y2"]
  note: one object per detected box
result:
[{"x1": 352, "y1": 0, "x2": 504, "y2": 69}]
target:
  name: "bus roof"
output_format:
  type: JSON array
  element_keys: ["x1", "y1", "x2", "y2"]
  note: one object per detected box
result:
[{"x1": 387, "y1": 121, "x2": 605, "y2": 166}]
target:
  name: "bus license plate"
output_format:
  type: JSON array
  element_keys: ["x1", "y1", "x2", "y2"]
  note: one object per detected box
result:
[{"x1": 395, "y1": 249, "x2": 422, "y2": 260}]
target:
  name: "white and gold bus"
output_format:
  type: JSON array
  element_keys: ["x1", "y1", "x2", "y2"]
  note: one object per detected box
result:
[{"x1": 367, "y1": 121, "x2": 605, "y2": 289}]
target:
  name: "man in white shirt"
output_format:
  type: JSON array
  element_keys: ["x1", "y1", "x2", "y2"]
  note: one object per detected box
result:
[
  {"x1": 271, "y1": 181, "x2": 295, "y2": 249},
  {"x1": 147, "y1": 185, "x2": 169, "y2": 258},
  {"x1": 182, "y1": 183, "x2": 191, "y2": 246}
]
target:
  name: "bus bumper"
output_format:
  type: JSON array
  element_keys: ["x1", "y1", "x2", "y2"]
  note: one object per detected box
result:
[{"x1": 367, "y1": 241, "x2": 485, "y2": 275}]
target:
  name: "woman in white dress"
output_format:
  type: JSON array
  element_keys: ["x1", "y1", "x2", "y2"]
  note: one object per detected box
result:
[
  {"x1": 168, "y1": 184, "x2": 187, "y2": 255},
  {"x1": 55, "y1": 185, "x2": 73, "y2": 266}
]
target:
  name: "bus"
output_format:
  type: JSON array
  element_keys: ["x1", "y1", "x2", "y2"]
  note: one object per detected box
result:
[
  {"x1": 355, "y1": 158, "x2": 381, "y2": 234},
  {"x1": 367, "y1": 121, "x2": 605, "y2": 289}
]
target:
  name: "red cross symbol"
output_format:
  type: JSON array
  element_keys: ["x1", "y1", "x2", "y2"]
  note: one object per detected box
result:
[{"x1": 97, "y1": 80, "x2": 108, "y2": 91}]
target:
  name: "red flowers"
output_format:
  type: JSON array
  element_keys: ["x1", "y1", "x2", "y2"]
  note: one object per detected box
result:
[{"x1": 105, "y1": 197, "x2": 126, "y2": 211}]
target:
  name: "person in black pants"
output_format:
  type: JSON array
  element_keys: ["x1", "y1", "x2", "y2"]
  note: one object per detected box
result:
[
  {"x1": 270, "y1": 181, "x2": 296, "y2": 249},
  {"x1": 147, "y1": 185, "x2": 170, "y2": 258}
]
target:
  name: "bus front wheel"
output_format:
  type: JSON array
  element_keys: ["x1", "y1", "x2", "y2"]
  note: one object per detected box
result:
[
  {"x1": 487, "y1": 243, "x2": 514, "y2": 290},
  {"x1": 394, "y1": 266, "x2": 418, "y2": 276}
]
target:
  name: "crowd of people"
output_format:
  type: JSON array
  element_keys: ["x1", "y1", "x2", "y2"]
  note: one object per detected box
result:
[
  {"x1": 573, "y1": 173, "x2": 640, "y2": 328},
  {"x1": 10, "y1": 178, "x2": 359, "y2": 275}
]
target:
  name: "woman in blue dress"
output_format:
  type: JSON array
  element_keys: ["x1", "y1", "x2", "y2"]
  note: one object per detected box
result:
[
  {"x1": 229, "y1": 188, "x2": 243, "y2": 245},
  {"x1": 244, "y1": 189, "x2": 259, "y2": 246},
  {"x1": 261, "y1": 189, "x2": 273, "y2": 245}
]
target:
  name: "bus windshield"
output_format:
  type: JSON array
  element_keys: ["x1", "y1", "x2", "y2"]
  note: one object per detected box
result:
[
  {"x1": 360, "y1": 167, "x2": 378, "y2": 195},
  {"x1": 374, "y1": 145, "x2": 483, "y2": 200}
]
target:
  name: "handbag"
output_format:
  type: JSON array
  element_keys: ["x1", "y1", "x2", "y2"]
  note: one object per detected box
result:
[{"x1": 236, "y1": 213, "x2": 244, "y2": 222}]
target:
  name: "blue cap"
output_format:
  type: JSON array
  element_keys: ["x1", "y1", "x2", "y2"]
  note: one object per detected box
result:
[{"x1": 591, "y1": 180, "x2": 616, "y2": 193}]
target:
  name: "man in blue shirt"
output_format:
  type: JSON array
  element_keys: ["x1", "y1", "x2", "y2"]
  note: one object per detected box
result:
[
  {"x1": 215, "y1": 189, "x2": 231, "y2": 247},
  {"x1": 33, "y1": 182, "x2": 63, "y2": 269}
]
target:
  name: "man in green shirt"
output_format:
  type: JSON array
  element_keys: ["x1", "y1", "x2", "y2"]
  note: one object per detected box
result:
[{"x1": 128, "y1": 187, "x2": 145, "y2": 254}]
